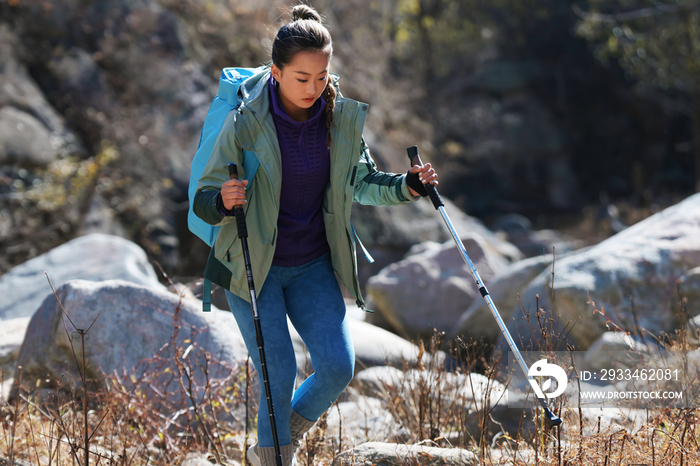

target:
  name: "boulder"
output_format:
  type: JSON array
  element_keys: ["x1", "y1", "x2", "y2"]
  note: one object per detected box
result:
[
  {"x1": 0, "y1": 317, "x2": 30, "y2": 371},
  {"x1": 347, "y1": 319, "x2": 422, "y2": 370},
  {"x1": 353, "y1": 366, "x2": 405, "y2": 398},
  {"x1": 353, "y1": 366, "x2": 528, "y2": 440},
  {"x1": 325, "y1": 396, "x2": 408, "y2": 446},
  {"x1": 451, "y1": 254, "x2": 553, "y2": 347},
  {"x1": 77, "y1": 193, "x2": 128, "y2": 238},
  {"x1": 11, "y1": 279, "x2": 249, "y2": 425},
  {"x1": 288, "y1": 308, "x2": 422, "y2": 382},
  {"x1": 352, "y1": 198, "x2": 522, "y2": 290},
  {"x1": 0, "y1": 457, "x2": 34, "y2": 466},
  {"x1": 490, "y1": 213, "x2": 585, "y2": 258},
  {"x1": 582, "y1": 331, "x2": 657, "y2": 372},
  {"x1": 0, "y1": 25, "x2": 77, "y2": 152},
  {"x1": 332, "y1": 442, "x2": 477, "y2": 466},
  {"x1": 0, "y1": 317, "x2": 30, "y2": 400},
  {"x1": 0, "y1": 234, "x2": 163, "y2": 320},
  {"x1": 0, "y1": 106, "x2": 58, "y2": 167},
  {"x1": 367, "y1": 234, "x2": 509, "y2": 337},
  {"x1": 499, "y1": 193, "x2": 700, "y2": 352},
  {"x1": 181, "y1": 452, "x2": 233, "y2": 466}
]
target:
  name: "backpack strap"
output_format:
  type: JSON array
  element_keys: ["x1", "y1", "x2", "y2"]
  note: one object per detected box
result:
[{"x1": 202, "y1": 278, "x2": 212, "y2": 312}]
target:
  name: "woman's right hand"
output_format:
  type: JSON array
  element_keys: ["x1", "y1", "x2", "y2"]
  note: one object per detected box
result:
[{"x1": 221, "y1": 179, "x2": 249, "y2": 210}]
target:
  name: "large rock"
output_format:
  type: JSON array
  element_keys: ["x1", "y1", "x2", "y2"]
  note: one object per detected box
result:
[
  {"x1": 288, "y1": 306, "x2": 422, "y2": 381},
  {"x1": 451, "y1": 245, "x2": 590, "y2": 347},
  {"x1": 353, "y1": 366, "x2": 529, "y2": 440},
  {"x1": 491, "y1": 213, "x2": 585, "y2": 258},
  {"x1": 325, "y1": 396, "x2": 407, "y2": 446},
  {"x1": 6, "y1": 0, "x2": 205, "y2": 173},
  {"x1": 332, "y1": 442, "x2": 477, "y2": 466},
  {"x1": 451, "y1": 254, "x2": 552, "y2": 347},
  {"x1": 0, "y1": 317, "x2": 30, "y2": 370},
  {"x1": 0, "y1": 25, "x2": 78, "y2": 155},
  {"x1": 500, "y1": 193, "x2": 700, "y2": 351},
  {"x1": 367, "y1": 234, "x2": 509, "y2": 337},
  {"x1": 351, "y1": 198, "x2": 523, "y2": 290},
  {"x1": 582, "y1": 331, "x2": 656, "y2": 372},
  {"x1": 11, "y1": 279, "x2": 249, "y2": 420},
  {"x1": 0, "y1": 234, "x2": 163, "y2": 320},
  {"x1": 0, "y1": 106, "x2": 57, "y2": 167},
  {"x1": 0, "y1": 317, "x2": 30, "y2": 401}
]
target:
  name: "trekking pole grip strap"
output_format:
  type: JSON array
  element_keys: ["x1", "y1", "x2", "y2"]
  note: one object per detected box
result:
[{"x1": 406, "y1": 146, "x2": 444, "y2": 210}]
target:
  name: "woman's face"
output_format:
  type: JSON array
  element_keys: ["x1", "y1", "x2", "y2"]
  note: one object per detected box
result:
[{"x1": 271, "y1": 51, "x2": 331, "y2": 122}]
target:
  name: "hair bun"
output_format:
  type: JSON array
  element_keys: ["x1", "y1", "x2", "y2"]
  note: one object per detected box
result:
[{"x1": 291, "y1": 4, "x2": 322, "y2": 23}]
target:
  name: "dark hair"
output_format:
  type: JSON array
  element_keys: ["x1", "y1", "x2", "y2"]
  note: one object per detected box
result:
[{"x1": 272, "y1": 5, "x2": 337, "y2": 147}]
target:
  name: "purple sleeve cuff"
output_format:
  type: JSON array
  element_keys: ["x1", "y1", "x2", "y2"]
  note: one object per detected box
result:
[{"x1": 215, "y1": 192, "x2": 235, "y2": 216}]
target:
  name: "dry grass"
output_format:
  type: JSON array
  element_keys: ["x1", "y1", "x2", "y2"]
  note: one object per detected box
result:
[
  {"x1": 3, "y1": 330, "x2": 700, "y2": 466},
  {"x1": 3, "y1": 273, "x2": 700, "y2": 465}
]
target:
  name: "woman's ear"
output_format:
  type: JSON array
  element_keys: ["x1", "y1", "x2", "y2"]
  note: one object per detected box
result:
[{"x1": 271, "y1": 64, "x2": 281, "y2": 81}]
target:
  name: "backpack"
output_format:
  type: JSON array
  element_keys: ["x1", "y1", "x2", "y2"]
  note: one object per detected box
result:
[{"x1": 187, "y1": 66, "x2": 264, "y2": 311}]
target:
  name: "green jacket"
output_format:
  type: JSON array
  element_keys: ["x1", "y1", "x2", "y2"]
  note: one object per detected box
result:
[{"x1": 194, "y1": 70, "x2": 417, "y2": 308}]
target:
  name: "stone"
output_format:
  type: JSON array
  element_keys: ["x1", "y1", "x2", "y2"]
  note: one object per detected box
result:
[
  {"x1": 499, "y1": 193, "x2": 700, "y2": 352},
  {"x1": 288, "y1": 310, "x2": 423, "y2": 381},
  {"x1": 0, "y1": 317, "x2": 30, "y2": 400},
  {"x1": 582, "y1": 331, "x2": 656, "y2": 372},
  {"x1": 0, "y1": 317, "x2": 30, "y2": 370},
  {"x1": 352, "y1": 198, "x2": 522, "y2": 292},
  {"x1": 0, "y1": 25, "x2": 76, "y2": 147},
  {"x1": 353, "y1": 366, "x2": 529, "y2": 440},
  {"x1": 353, "y1": 366, "x2": 405, "y2": 398},
  {"x1": 451, "y1": 254, "x2": 553, "y2": 347},
  {"x1": 180, "y1": 452, "x2": 220, "y2": 466},
  {"x1": 367, "y1": 234, "x2": 509, "y2": 337},
  {"x1": 491, "y1": 213, "x2": 584, "y2": 258},
  {"x1": 0, "y1": 107, "x2": 57, "y2": 167},
  {"x1": 325, "y1": 397, "x2": 407, "y2": 446},
  {"x1": 332, "y1": 442, "x2": 477, "y2": 466},
  {"x1": 0, "y1": 457, "x2": 35, "y2": 466},
  {"x1": 77, "y1": 194, "x2": 127, "y2": 238},
  {"x1": 11, "y1": 279, "x2": 250, "y2": 426},
  {"x1": 0, "y1": 234, "x2": 163, "y2": 320}
]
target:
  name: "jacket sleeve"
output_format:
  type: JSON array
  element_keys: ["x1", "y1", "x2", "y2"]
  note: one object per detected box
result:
[
  {"x1": 193, "y1": 111, "x2": 242, "y2": 227},
  {"x1": 352, "y1": 138, "x2": 419, "y2": 206}
]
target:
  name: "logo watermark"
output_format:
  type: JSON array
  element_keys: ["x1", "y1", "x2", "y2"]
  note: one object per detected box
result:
[
  {"x1": 528, "y1": 359, "x2": 568, "y2": 399},
  {"x1": 506, "y1": 352, "x2": 695, "y2": 409}
]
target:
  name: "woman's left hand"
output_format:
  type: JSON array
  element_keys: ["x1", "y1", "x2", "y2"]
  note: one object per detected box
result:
[{"x1": 407, "y1": 163, "x2": 438, "y2": 197}]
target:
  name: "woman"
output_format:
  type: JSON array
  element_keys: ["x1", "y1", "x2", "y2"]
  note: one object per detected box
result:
[{"x1": 194, "y1": 5, "x2": 438, "y2": 466}]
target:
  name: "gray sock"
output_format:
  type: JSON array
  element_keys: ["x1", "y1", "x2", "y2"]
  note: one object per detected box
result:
[
  {"x1": 258, "y1": 443, "x2": 295, "y2": 466},
  {"x1": 290, "y1": 410, "x2": 317, "y2": 449}
]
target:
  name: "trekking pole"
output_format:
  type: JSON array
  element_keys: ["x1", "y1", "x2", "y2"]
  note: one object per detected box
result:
[
  {"x1": 406, "y1": 146, "x2": 563, "y2": 428},
  {"x1": 228, "y1": 162, "x2": 284, "y2": 465}
]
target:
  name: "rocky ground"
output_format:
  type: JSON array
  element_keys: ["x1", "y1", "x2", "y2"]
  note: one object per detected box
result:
[{"x1": 2, "y1": 193, "x2": 699, "y2": 464}]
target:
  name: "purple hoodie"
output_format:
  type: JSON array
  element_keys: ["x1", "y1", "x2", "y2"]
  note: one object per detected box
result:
[{"x1": 269, "y1": 77, "x2": 330, "y2": 267}]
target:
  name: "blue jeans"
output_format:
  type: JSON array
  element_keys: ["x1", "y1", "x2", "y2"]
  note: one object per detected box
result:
[{"x1": 225, "y1": 253, "x2": 355, "y2": 448}]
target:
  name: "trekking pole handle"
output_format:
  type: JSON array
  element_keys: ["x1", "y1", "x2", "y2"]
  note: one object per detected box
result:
[
  {"x1": 406, "y1": 146, "x2": 444, "y2": 209},
  {"x1": 228, "y1": 162, "x2": 248, "y2": 238}
]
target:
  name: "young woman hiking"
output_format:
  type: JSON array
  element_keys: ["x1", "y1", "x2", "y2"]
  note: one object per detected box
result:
[{"x1": 193, "y1": 4, "x2": 438, "y2": 465}]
